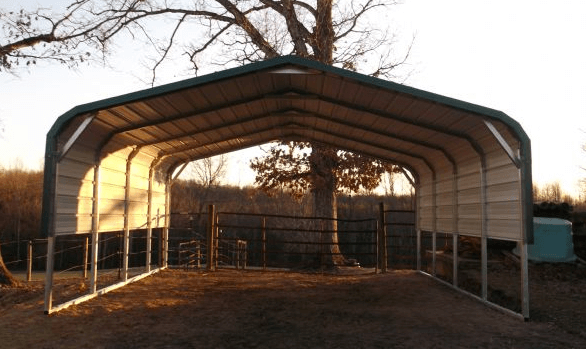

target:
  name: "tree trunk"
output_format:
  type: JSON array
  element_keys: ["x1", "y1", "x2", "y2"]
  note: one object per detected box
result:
[
  {"x1": 310, "y1": 144, "x2": 345, "y2": 267},
  {"x1": 0, "y1": 245, "x2": 20, "y2": 286}
]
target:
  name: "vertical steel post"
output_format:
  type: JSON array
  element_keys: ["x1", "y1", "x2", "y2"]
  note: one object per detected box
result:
[
  {"x1": 521, "y1": 241, "x2": 530, "y2": 319},
  {"x1": 89, "y1": 164, "x2": 101, "y2": 294},
  {"x1": 431, "y1": 176, "x2": 437, "y2": 277},
  {"x1": 452, "y1": 233, "x2": 458, "y2": 287},
  {"x1": 82, "y1": 237, "x2": 88, "y2": 279},
  {"x1": 452, "y1": 169, "x2": 459, "y2": 287},
  {"x1": 146, "y1": 168, "x2": 154, "y2": 272},
  {"x1": 122, "y1": 152, "x2": 133, "y2": 281},
  {"x1": 480, "y1": 159, "x2": 488, "y2": 300},
  {"x1": 43, "y1": 236, "x2": 56, "y2": 314},
  {"x1": 44, "y1": 157, "x2": 60, "y2": 314},
  {"x1": 163, "y1": 178, "x2": 171, "y2": 268},
  {"x1": 416, "y1": 229, "x2": 421, "y2": 271},
  {"x1": 415, "y1": 182, "x2": 421, "y2": 272},
  {"x1": 519, "y1": 155, "x2": 531, "y2": 319},
  {"x1": 207, "y1": 205, "x2": 215, "y2": 271}
]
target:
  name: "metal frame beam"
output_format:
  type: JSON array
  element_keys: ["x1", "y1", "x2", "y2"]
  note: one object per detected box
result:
[
  {"x1": 122, "y1": 147, "x2": 141, "y2": 281},
  {"x1": 58, "y1": 113, "x2": 97, "y2": 161}
]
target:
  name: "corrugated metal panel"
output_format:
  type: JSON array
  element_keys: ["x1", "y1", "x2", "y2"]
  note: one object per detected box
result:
[{"x1": 55, "y1": 215, "x2": 92, "y2": 234}]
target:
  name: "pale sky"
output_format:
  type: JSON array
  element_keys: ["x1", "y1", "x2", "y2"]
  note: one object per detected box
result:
[{"x1": 1, "y1": 0, "x2": 585, "y2": 197}]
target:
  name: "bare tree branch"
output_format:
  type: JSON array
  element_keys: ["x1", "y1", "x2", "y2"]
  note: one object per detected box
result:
[
  {"x1": 215, "y1": 0, "x2": 278, "y2": 59},
  {"x1": 150, "y1": 13, "x2": 187, "y2": 86}
]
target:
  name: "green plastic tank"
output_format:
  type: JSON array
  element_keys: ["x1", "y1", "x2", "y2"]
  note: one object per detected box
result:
[{"x1": 515, "y1": 217, "x2": 577, "y2": 262}]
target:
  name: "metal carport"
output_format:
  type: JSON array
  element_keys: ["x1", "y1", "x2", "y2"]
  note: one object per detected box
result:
[{"x1": 41, "y1": 55, "x2": 533, "y2": 318}]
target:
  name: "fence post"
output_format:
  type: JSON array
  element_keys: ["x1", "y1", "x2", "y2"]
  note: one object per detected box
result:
[
  {"x1": 379, "y1": 203, "x2": 387, "y2": 273},
  {"x1": 27, "y1": 240, "x2": 33, "y2": 282},
  {"x1": 261, "y1": 217, "x2": 266, "y2": 271},
  {"x1": 243, "y1": 241, "x2": 247, "y2": 269},
  {"x1": 157, "y1": 229, "x2": 163, "y2": 268},
  {"x1": 235, "y1": 240, "x2": 240, "y2": 270},
  {"x1": 207, "y1": 205, "x2": 215, "y2": 271},
  {"x1": 214, "y1": 212, "x2": 219, "y2": 269},
  {"x1": 240, "y1": 241, "x2": 247, "y2": 270},
  {"x1": 196, "y1": 241, "x2": 201, "y2": 269},
  {"x1": 375, "y1": 220, "x2": 379, "y2": 274}
]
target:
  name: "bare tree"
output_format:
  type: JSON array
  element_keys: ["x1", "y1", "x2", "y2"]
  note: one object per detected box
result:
[
  {"x1": 2, "y1": 1, "x2": 410, "y2": 79},
  {"x1": 187, "y1": 154, "x2": 228, "y2": 224},
  {"x1": 0, "y1": 1, "x2": 113, "y2": 73},
  {"x1": 533, "y1": 181, "x2": 567, "y2": 203},
  {"x1": 189, "y1": 155, "x2": 228, "y2": 189},
  {"x1": 0, "y1": 165, "x2": 42, "y2": 286},
  {"x1": 2, "y1": 0, "x2": 411, "y2": 267}
]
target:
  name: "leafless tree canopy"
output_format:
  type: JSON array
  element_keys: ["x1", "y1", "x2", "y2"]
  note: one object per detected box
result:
[
  {"x1": 188, "y1": 155, "x2": 228, "y2": 188},
  {"x1": 1, "y1": 1, "x2": 411, "y2": 82}
]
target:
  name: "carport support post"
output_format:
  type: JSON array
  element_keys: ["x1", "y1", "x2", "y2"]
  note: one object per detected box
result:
[
  {"x1": 452, "y1": 233, "x2": 458, "y2": 287},
  {"x1": 162, "y1": 178, "x2": 171, "y2": 268},
  {"x1": 89, "y1": 164, "x2": 101, "y2": 294},
  {"x1": 82, "y1": 237, "x2": 88, "y2": 279},
  {"x1": 43, "y1": 236, "x2": 55, "y2": 313},
  {"x1": 44, "y1": 158, "x2": 60, "y2": 314},
  {"x1": 416, "y1": 229, "x2": 421, "y2": 271},
  {"x1": 520, "y1": 149, "x2": 531, "y2": 320},
  {"x1": 207, "y1": 204, "x2": 215, "y2": 271},
  {"x1": 122, "y1": 148, "x2": 140, "y2": 281},
  {"x1": 146, "y1": 169, "x2": 154, "y2": 273},
  {"x1": 452, "y1": 171, "x2": 459, "y2": 287},
  {"x1": 480, "y1": 160, "x2": 488, "y2": 301},
  {"x1": 431, "y1": 177, "x2": 437, "y2": 277},
  {"x1": 520, "y1": 241, "x2": 529, "y2": 319}
]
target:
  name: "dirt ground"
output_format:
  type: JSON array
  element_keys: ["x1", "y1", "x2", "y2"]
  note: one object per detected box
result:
[{"x1": 1, "y1": 265, "x2": 585, "y2": 349}]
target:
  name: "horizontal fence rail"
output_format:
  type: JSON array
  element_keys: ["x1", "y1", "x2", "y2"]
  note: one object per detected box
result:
[{"x1": 212, "y1": 211, "x2": 378, "y2": 270}]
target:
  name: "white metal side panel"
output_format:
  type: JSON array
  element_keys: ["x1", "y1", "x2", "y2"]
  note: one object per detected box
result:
[
  {"x1": 54, "y1": 142, "x2": 96, "y2": 235},
  {"x1": 484, "y1": 149, "x2": 522, "y2": 240},
  {"x1": 435, "y1": 168, "x2": 456, "y2": 232},
  {"x1": 418, "y1": 182, "x2": 434, "y2": 231},
  {"x1": 149, "y1": 177, "x2": 167, "y2": 229},
  {"x1": 127, "y1": 161, "x2": 151, "y2": 230},
  {"x1": 98, "y1": 150, "x2": 131, "y2": 232}
]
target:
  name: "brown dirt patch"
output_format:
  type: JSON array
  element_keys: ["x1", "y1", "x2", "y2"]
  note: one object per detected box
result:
[{"x1": 1, "y1": 267, "x2": 585, "y2": 349}]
